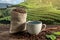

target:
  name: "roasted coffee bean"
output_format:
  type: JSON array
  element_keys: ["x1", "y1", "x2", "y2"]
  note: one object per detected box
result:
[{"x1": 13, "y1": 7, "x2": 26, "y2": 13}]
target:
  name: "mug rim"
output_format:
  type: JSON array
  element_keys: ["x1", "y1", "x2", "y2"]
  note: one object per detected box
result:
[{"x1": 27, "y1": 21, "x2": 42, "y2": 25}]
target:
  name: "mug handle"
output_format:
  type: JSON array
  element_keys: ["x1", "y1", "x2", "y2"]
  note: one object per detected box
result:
[{"x1": 41, "y1": 24, "x2": 46, "y2": 31}]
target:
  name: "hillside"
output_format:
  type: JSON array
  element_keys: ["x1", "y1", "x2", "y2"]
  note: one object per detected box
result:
[
  {"x1": 19, "y1": 0, "x2": 60, "y2": 9},
  {"x1": 19, "y1": 0, "x2": 60, "y2": 24},
  {"x1": 0, "y1": 0, "x2": 60, "y2": 24},
  {"x1": 0, "y1": 3, "x2": 12, "y2": 8}
]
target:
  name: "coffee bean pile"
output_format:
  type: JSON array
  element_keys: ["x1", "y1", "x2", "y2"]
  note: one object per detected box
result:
[
  {"x1": 13, "y1": 7, "x2": 26, "y2": 13},
  {"x1": 10, "y1": 31, "x2": 52, "y2": 40}
]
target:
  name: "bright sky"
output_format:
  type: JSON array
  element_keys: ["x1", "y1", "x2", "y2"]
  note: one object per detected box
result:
[{"x1": 0, "y1": 0, "x2": 24, "y2": 4}]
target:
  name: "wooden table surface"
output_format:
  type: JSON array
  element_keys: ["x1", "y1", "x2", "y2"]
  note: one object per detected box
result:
[{"x1": 0, "y1": 24, "x2": 60, "y2": 40}]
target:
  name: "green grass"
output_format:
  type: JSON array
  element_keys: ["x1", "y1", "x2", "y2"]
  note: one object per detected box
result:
[
  {"x1": 0, "y1": 6, "x2": 60, "y2": 24},
  {"x1": 0, "y1": 16, "x2": 11, "y2": 21},
  {"x1": 27, "y1": 7, "x2": 60, "y2": 24}
]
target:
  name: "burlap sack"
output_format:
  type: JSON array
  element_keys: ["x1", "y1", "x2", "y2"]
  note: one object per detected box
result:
[{"x1": 10, "y1": 7, "x2": 27, "y2": 33}]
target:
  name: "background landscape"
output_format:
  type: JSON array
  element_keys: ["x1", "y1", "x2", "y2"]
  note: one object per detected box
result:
[{"x1": 0, "y1": 0, "x2": 60, "y2": 24}]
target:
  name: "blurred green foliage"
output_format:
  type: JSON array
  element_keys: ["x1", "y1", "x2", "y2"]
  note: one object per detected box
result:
[{"x1": 0, "y1": 0, "x2": 60, "y2": 24}]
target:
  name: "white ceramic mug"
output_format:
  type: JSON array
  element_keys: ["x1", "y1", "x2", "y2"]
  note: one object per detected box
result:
[{"x1": 26, "y1": 21, "x2": 46, "y2": 35}]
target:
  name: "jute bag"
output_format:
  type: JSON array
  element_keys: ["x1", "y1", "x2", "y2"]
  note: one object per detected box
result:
[{"x1": 10, "y1": 7, "x2": 27, "y2": 33}]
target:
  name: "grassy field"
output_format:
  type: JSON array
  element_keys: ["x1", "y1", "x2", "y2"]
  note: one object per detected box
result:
[
  {"x1": 0, "y1": 6, "x2": 60, "y2": 24},
  {"x1": 27, "y1": 6, "x2": 60, "y2": 24},
  {"x1": 0, "y1": 0, "x2": 60, "y2": 24}
]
